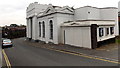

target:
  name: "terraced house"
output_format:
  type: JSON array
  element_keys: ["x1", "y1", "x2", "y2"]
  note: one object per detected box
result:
[{"x1": 26, "y1": 2, "x2": 118, "y2": 49}]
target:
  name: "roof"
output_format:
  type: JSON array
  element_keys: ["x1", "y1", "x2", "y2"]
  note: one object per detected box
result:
[
  {"x1": 76, "y1": 6, "x2": 118, "y2": 9},
  {"x1": 61, "y1": 20, "x2": 115, "y2": 27},
  {"x1": 27, "y1": 2, "x2": 117, "y2": 18},
  {"x1": 37, "y1": 5, "x2": 74, "y2": 17}
]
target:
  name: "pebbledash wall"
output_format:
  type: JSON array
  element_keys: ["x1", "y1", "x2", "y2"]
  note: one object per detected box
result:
[{"x1": 26, "y1": 2, "x2": 118, "y2": 49}]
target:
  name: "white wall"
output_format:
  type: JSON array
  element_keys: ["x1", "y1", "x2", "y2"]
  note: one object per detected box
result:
[
  {"x1": 27, "y1": 2, "x2": 49, "y2": 18},
  {"x1": 56, "y1": 13, "x2": 74, "y2": 43},
  {"x1": 74, "y1": 7, "x2": 118, "y2": 36},
  {"x1": 119, "y1": 1, "x2": 120, "y2": 11},
  {"x1": 32, "y1": 16, "x2": 38, "y2": 40},
  {"x1": 74, "y1": 7, "x2": 100, "y2": 20},
  {"x1": 28, "y1": 19, "x2": 32, "y2": 38},
  {"x1": 100, "y1": 8, "x2": 118, "y2": 36},
  {"x1": 37, "y1": 13, "x2": 73, "y2": 44},
  {"x1": 87, "y1": 7, "x2": 100, "y2": 20},
  {"x1": 37, "y1": 14, "x2": 58, "y2": 44},
  {"x1": 26, "y1": 3, "x2": 118, "y2": 48},
  {"x1": 26, "y1": 19, "x2": 29, "y2": 38},
  {"x1": 97, "y1": 26, "x2": 115, "y2": 42},
  {"x1": 26, "y1": 2, "x2": 50, "y2": 40},
  {"x1": 74, "y1": 7, "x2": 88, "y2": 20},
  {"x1": 61, "y1": 27, "x2": 91, "y2": 49}
]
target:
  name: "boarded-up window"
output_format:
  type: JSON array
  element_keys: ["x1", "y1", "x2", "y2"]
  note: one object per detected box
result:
[
  {"x1": 106, "y1": 28, "x2": 109, "y2": 36},
  {"x1": 99, "y1": 28, "x2": 104, "y2": 37},
  {"x1": 110, "y1": 27, "x2": 114, "y2": 35},
  {"x1": 42, "y1": 21, "x2": 45, "y2": 38},
  {"x1": 39, "y1": 22, "x2": 41, "y2": 37}
]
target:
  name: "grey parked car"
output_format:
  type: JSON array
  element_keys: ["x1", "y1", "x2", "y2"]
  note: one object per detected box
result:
[{"x1": 2, "y1": 39, "x2": 13, "y2": 49}]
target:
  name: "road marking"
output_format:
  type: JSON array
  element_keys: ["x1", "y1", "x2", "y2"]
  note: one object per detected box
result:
[
  {"x1": 2, "y1": 49, "x2": 11, "y2": 68},
  {"x1": 23, "y1": 43, "x2": 120, "y2": 64},
  {"x1": 38, "y1": 46, "x2": 120, "y2": 64},
  {"x1": 57, "y1": 49, "x2": 118, "y2": 62}
]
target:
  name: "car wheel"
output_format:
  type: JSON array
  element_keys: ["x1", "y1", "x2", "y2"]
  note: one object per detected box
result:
[{"x1": 2, "y1": 46, "x2": 4, "y2": 49}]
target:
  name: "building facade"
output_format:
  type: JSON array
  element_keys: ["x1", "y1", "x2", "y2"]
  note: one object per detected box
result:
[{"x1": 26, "y1": 2, "x2": 118, "y2": 49}]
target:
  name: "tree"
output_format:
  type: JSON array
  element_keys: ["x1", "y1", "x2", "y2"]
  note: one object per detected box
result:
[
  {"x1": 19, "y1": 24, "x2": 26, "y2": 27},
  {"x1": 10, "y1": 24, "x2": 18, "y2": 27}
]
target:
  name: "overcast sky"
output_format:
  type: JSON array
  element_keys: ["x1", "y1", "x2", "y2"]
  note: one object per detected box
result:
[{"x1": 0, "y1": 0, "x2": 119, "y2": 26}]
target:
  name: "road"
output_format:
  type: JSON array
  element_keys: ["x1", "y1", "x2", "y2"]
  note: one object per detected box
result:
[{"x1": 2, "y1": 38, "x2": 119, "y2": 67}]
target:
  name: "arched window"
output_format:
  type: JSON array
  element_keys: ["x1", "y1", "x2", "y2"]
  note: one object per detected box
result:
[
  {"x1": 49, "y1": 20, "x2": 53, "y2": 39},
  {"x1": 42, "y1": 21, "x2": 45, "y2": 38},
  {"x1": 39, "y1": 22, "x2": 41, "y2": 37}
]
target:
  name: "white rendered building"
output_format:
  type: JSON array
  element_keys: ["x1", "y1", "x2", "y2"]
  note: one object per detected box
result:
[{"x1": 26, "y1": 2, "x2": 118, "y2": 49}]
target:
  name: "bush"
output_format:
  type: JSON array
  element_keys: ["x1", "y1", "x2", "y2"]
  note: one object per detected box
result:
[{"x1": 116, "y1": 36, "x2": 120, "y2": 44}]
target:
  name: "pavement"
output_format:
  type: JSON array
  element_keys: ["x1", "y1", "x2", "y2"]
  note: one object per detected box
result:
[
  {"x1": 24, "y1": 38, "x2": 119, "y2": 61},
  {"x1": 1, "y1": 37, "x2": 119, "y2": 67},
  {"x1": 23, "y1": 37, "x2": 118, "y2": 62}
]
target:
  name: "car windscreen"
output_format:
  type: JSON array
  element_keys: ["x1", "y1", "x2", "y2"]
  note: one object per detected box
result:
[{"x1": 3, "y1": 40, "x2": 11, "y2": 43}]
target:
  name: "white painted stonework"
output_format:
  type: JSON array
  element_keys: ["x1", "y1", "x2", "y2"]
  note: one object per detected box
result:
[{"x1": 26, "y1": 2, "x2": 118, "y2": 49}]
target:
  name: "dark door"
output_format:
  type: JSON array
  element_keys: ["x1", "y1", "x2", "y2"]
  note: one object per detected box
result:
[
  {"x1": 64, "y1": 30, "x2": 66, "y2": 44},
  {"x1": 91, "y1": 24, "x2": 98, "y2": 49},
  {"x1": 30, "y1": 17, "x2": 32, "y2": 39}
]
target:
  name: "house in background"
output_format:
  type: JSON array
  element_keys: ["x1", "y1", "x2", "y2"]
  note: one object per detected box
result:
[
  {"x1": 26, "y1": 2, "x2": 118, "y2": 49},
  {"x1": 0, "y1": 27, "x2": 2, "y2": 33},
  {"x1": 2, "y1": 24, "x2": 26, "y2": 39}
]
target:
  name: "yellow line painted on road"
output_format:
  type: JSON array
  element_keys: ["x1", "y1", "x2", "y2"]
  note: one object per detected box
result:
[
  {"x1": 14, "y1": 44, "x2": 120, "y2": 64},
  {"x1": 44, "y1": 47, "x2": 120, "y2": 64},
  {"x1": 2, "y1": 49, "x2": 11, "y2": 68}
]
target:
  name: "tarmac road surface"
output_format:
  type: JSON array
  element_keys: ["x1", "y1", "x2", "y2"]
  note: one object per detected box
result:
[{"x1": 2, "y1": 38, "x2": 119, "y2": 68}]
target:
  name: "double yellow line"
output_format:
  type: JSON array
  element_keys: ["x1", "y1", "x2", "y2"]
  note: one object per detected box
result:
[
  {"x1": 2, "y1": 45, "x2": 119, "y2": 67},
  {"x1": 2, "y1": 49, "x2": 11, "y2": 68},
  {"x1": 43, "y1": 47, "x2": 120, "y2": 64},
  {"x1": 27, "y1": 44, "x2": 120, "y2": 64}
]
